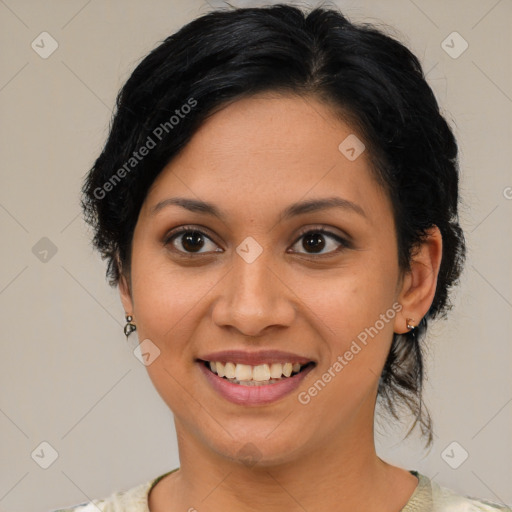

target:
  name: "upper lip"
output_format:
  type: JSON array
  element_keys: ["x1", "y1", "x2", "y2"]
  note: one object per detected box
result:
[{"x1": 198, "y1": 350, "x2": 315, "y2": 366}]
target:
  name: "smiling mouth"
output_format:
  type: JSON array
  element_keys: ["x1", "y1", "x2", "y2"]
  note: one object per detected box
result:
[{"x1": 199, "y1": 360, "x2": 316, "y2": 386}]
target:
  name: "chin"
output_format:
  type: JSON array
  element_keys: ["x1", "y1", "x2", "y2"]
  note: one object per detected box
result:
[{"x1": 210, "y1": 430, "x2": 309, "y2": 469}]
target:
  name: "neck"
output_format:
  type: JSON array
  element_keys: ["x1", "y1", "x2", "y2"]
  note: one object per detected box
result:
[{"x1": 155, "y1": 412, "x2": 416, "y2": 512}]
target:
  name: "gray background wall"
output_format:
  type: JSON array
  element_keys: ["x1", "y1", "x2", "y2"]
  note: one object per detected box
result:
[{"x1": 0, "y1": 1, "x2": 511, "y2": 511}]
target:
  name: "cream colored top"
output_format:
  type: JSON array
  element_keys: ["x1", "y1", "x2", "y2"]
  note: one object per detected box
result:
[{"x1": 51, "y1": 469, "x2": 511, "y2": 512}]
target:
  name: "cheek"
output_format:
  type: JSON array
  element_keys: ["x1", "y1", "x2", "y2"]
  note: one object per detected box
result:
[
  {"x1": 129, "y1": 245, "x2": 224, "y2": 352},
  {"x1": 128, "y1": 243, "x2": 186, "y2": 344},
  {"x1": 309, "y1": 258, "x2": 398, "y2": 331},
  {"x1": 302, "y1": 254, "x2": 399, "y2": 379},
  {"x1": 296, "y1": 277, "x2": 399, "y2": 427},
  {"x1": 128, "y1": 252, "x2": 206, "y2": 408}
]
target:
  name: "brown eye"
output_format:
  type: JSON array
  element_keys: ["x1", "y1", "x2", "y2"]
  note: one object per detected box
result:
[
  {"x1": 290, "y1": 228, "x2": 350, "y2": 256},
  {"x1": 165, "y1": 228, "x2": 221, "y2": 254},
  {"x1": 180, "y1": 231, "x2": 206, "y2": 252},
  {"x1": 302, "y1": 232, "x2": 326, "y2": 253}
]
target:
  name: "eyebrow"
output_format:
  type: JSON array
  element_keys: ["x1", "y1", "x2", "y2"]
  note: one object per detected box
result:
[{"x1": 150, "y1": 196, "x2": 366, "y2": 221}]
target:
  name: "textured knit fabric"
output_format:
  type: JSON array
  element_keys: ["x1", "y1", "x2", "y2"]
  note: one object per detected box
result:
[{"x1": 50, "y1": 469, "x2": 512, "y2": 512}]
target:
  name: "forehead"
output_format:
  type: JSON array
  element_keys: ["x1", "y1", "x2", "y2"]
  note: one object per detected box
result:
[
  {"x1": 143, "y1": 93, "x2": 390, "y2": 224},
  {"x1": 184, "y1": 93, "x2": 358, "y2": 166}
]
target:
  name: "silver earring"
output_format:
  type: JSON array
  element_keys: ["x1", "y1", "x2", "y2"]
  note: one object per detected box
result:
[
  {"x1": 406, "y1": 318, "x2": 416, "y2": 331},
  {"x1": 124, "y1": 314, "x2": 136, "y2": 339}
]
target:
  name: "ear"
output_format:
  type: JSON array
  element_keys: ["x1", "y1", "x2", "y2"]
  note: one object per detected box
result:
[
  {"x1": 394, "y1": 226, "x2": 443, "y2": 334},
  {"x1": 117, "y1": 256, "x2": 134, "y2": 315}
]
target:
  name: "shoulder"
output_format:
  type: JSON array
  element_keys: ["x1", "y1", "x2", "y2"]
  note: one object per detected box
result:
[
  {"x1": 429, "y1": 476, "x2": 512, "y2": 512},
  {"x1": 47, "y1": 472, "x2": 170, "y2": 512}
]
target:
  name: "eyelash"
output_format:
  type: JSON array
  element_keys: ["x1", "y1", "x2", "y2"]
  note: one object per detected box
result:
[{"x1": 163, "y1": 225, "x2": 351, "y2": 258}]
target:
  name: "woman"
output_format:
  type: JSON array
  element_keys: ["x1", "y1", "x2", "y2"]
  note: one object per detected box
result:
[{"x1": 54, "y1": 4, "x2": 510, "y2": 511}]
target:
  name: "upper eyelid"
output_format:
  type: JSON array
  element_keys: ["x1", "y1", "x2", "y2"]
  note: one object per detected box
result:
[{"x1": 164, "y1": 225, "x2": 219, "y2": 244}]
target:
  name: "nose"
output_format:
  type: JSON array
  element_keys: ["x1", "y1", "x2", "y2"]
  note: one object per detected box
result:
[{"x1": 211, "y1": 251, "x2": 296, "y2": 338}]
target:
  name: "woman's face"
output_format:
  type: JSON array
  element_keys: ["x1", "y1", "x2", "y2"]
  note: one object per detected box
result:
[{"x1": 121, "y1": 93, "x2": 410, "y2": 466}]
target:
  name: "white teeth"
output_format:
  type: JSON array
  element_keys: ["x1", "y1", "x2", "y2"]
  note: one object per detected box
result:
[
  {"x1": 252, "y1": 364, "x2": 271, "y2": 381},
  {"x1": 235, "y1": 364, "x2": 253, "y2": 381},
  {"x1": 207, "y1": 360, "x2": 308, "y2": 381},
  {"x1": 269, "y1": 363, "x2": 283, "y2": 378},
  {"x1": 224, "y1": 362, "x2": 236, "y2": 379}
]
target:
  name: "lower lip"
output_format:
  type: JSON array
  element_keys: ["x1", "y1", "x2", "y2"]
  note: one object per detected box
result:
[{"x1": 198, "y1": 362, "x2": 315, "y2": 406}]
